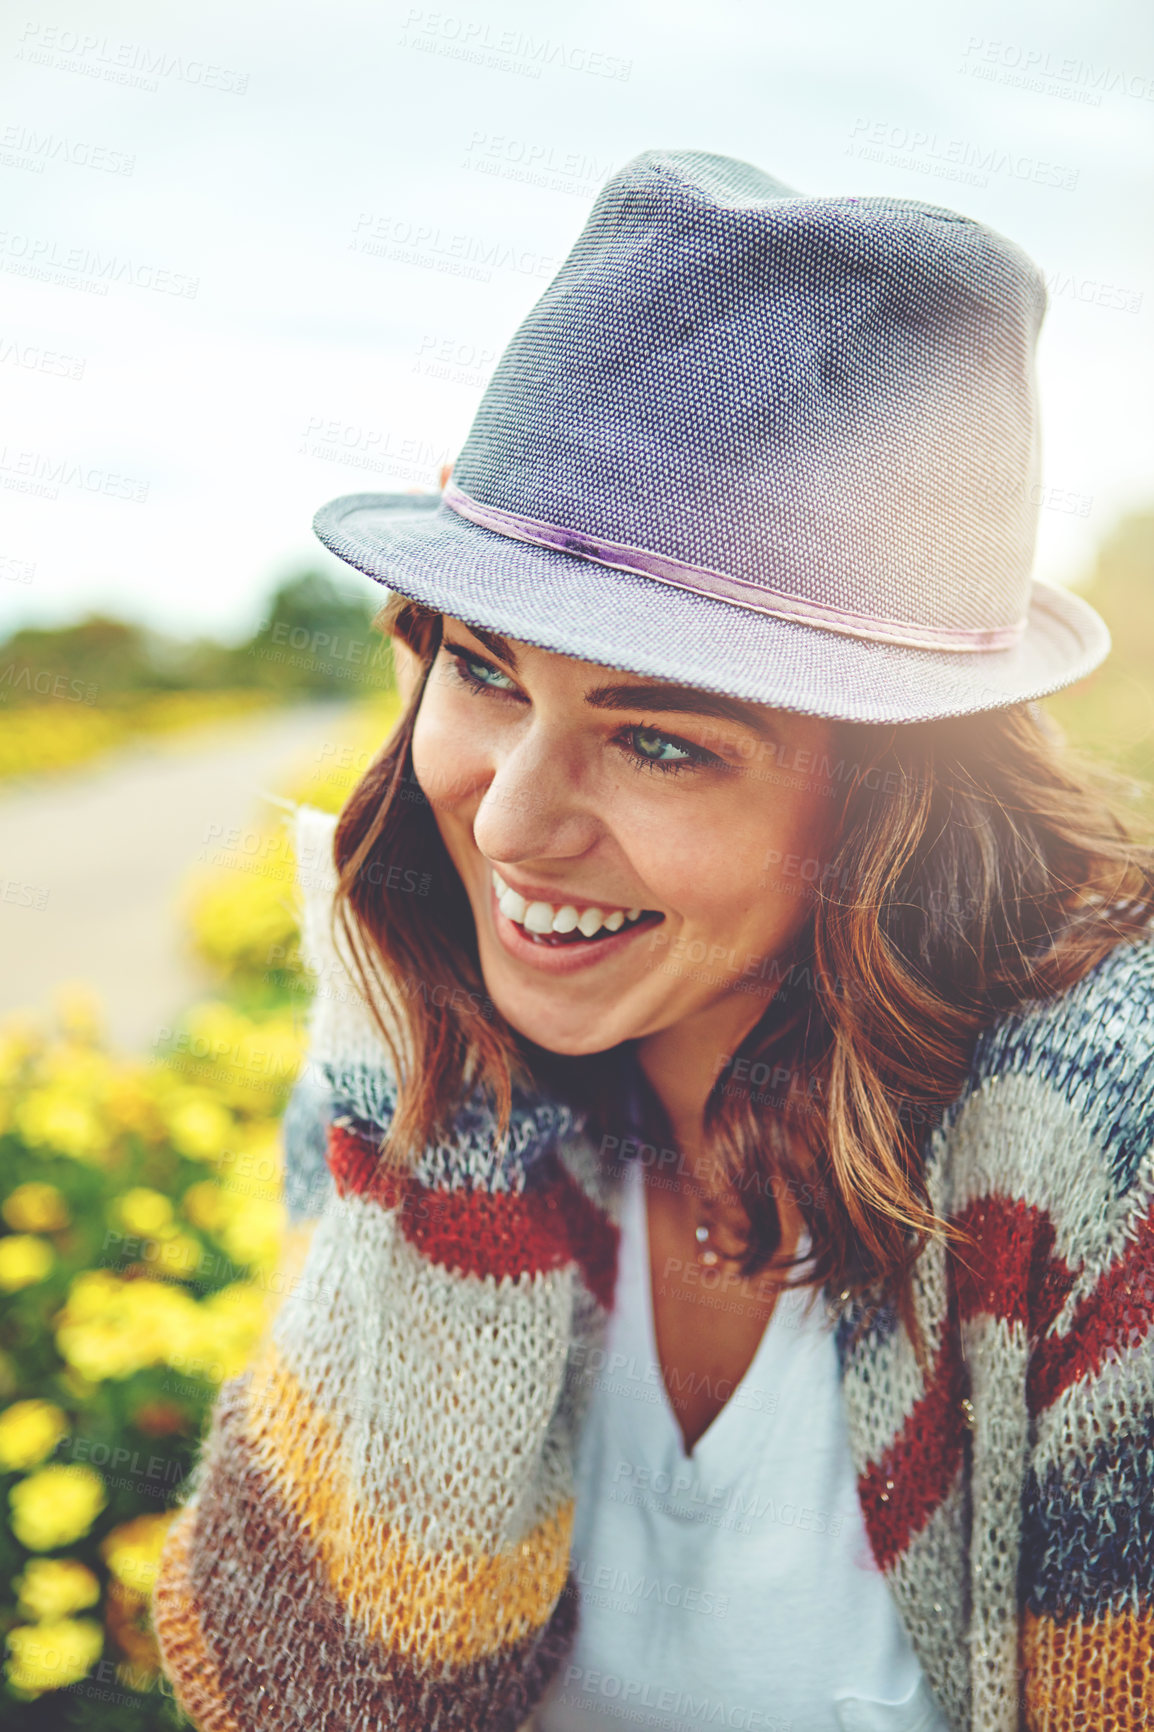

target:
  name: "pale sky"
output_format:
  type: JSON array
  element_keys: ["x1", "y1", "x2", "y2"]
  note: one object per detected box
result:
[{"x1": 2, "y1": 0, "x2": 1151, "y2": 641}]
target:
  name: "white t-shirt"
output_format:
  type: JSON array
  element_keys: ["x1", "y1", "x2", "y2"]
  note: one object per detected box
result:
[{"x1": 533, "y1": 1155, "x2": 950, "y2": 1732}]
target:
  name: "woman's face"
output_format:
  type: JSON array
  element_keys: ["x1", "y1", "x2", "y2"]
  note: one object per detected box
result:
[{"x1": 410, "y1": 616, "x2": 840, "y2": 1059}]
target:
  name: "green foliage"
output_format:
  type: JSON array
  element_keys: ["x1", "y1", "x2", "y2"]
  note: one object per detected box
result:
[
  {"x1": 235, "y1": 570, "x2": 393, "y2": 696},
  {"x1": 1046, "y1": 509, "x2": 1154, "y2": 815},
  {"x1": 0, "y1": 569, "x2": 389, "y2": 706}
]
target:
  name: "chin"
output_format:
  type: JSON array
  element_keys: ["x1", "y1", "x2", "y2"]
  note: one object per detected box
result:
[{"x1": 491, "y1": 991, "x2": 630, "y2": 1059}]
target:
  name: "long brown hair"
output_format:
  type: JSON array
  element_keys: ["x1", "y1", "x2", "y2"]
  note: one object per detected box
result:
[{"x1": 331, "y1": 595, "x2": 1154, "y2": 1340}]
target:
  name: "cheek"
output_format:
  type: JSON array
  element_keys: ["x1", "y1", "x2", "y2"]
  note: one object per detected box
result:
[
  {"x1": 391, "y1": 640, "x2": 425, "y2": 711},
  {"x1": 672, "y1": 780, "x2": 836, "y2": 942},
  {"x1": 410, "y1": 686, "x2": 487, "y2": 812},
  {"x1": 752, "y1": 785, "x2": 840, "y2": 930}
]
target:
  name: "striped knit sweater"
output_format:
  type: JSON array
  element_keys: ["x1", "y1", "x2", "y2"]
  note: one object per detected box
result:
[{"x1": 151, "y1": 803, "x2": 1154, "y2": 1731}]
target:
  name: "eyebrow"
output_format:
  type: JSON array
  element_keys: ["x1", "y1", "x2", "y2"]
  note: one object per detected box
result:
[
  {"x1": 467, "y1": 624, "x2": 522, "y2": 669},
  {"x1": 458, "y1": 625, "x2": 779, "y2": 740},
  {"x1": 584, "y1": 682, "x2": 780, "y2": 739}
]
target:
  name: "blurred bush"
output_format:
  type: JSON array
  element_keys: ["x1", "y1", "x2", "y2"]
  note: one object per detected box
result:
[
  {"x1": 0, "y1": 985, "x2": 296, "y2": 1726},
  {"x1": 0, "y1": 690, "x2": 279, "y2": 784},
  {"x1": 1046, "y1": 508, "x2": 1154, "y2": 814},
  {"x1": 0, "y1": 571, "x2": 396, "y2": 786}
]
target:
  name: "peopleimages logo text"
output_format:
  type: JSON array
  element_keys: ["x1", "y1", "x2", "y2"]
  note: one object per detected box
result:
[
  {"x1": 846, "y1": 120, "x2": 1079, "y2": 190},
  {"x1": 16, "y1": 22, "x2": 249, "y2": 93}
]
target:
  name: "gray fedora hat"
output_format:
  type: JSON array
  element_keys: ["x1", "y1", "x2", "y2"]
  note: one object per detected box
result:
[{"x1": 313, "y1": 148, "x2": 1109, "y2": 724}]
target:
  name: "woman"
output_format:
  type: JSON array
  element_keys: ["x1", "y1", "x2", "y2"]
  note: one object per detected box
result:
[{"x1": 152, "y1": 151, "x2": 1154, "y2": 1731}]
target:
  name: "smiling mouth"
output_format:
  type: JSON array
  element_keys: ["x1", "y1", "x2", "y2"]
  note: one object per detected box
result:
[{"x1": 491, "y1": 870, "x2": 664, "y2": 946}]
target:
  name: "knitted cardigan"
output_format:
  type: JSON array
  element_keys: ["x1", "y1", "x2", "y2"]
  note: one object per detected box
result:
[{"x1": 151, "y1": 803, "x2": 1154, "y2": 1731}]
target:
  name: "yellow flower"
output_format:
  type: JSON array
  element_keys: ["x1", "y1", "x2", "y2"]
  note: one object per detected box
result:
[
  {"x1": 222, "y1": 1118, "x2": 284, "y2": 1199},
  {"x1": 0, "y1": 1400, "x2": 69, "y2": 1471},
  {"x1": 38, "y1": 1041, "x2": 114, "y2": 1094},
  {"x1": 145, "y1": 1231, "x2": 206, "y2": 1280},
  {"x1": 161, "y1": 1088, "x2": 235, "y2": 1160},
  {"x1": 102, "y1": 1213, "x2": 207, "y2": 1282},
  {"x1": 9, "y1": 1464, "x2": 107, "y2": 1550},
  {"x1": 100, "y1": 1512, "x2": 173, "y2": 1598},
  {"x1": 229, "y1": 1020, "x2": 303, "y2": 1116},
  {"x1": 0, "y1": 1235, "x2": 54, "y2": 1291},
  {"x1": 198, "y1": 1282, "x2": 271, "y2": 1380},
  {"x1": 111, "y1": 1187, "x2": 175, "y2": 1239},
  {"x1": 6, "y1": 1616, "x2": 103, "y2": 1695},
  {"x1": 177, "y1": 1000, "x2": 248, "y2": 1056},
  {"x1": 174, "y1": 1003, "x2": 302, "y2": 1115},
  {"x1": 217, "y1": 1195, "x2": 285, "y2": 1273},
  {"x1": 2, "y1": 1182, "x2": 70, "y2": 1233},
  {"x1": 181, "y1": 1179, "x2": 228, "y2": 1231},
  {"x1": 185, "y1": 868, "x2": 299, "y2": 979},
  {"x1": 103, "y1": 1068, "x2": 165, "y2": 1139},
  {"x1": 13, "y1": 1088, "x2": 108, "y2": 1164},
  {"x1": 55, "y1": 1271, "x2": 203, "y2": 1381},
  {"x1": 15, "y1": 1556, "x2": 100, "y2": 1619}
]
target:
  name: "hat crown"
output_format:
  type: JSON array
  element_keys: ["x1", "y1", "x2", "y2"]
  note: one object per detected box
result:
[{"x1": 450, "y1": 149, "x2": 1048, "y2": 642}]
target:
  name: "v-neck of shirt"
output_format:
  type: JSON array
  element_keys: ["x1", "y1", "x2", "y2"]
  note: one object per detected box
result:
[{"x1": 627, "y1": 1154, "x2": 819, "y2": 1472}]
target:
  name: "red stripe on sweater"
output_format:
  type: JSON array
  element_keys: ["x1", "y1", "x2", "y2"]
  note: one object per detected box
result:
[
  {"x1": 856, "y1": 1306, "x2": 967, "y2": 1573},
  {"x1": 945, "y1": 1188, "x2": 1154, "y2": 1414},
  {"x1": 1028, "y1": 1190, "x2": 1154, "y2": 1414},
  {"x1": 951, "y1": 1194, "x2": 1074, "y2": 1337},
  {"x1": 325, "y1": 1122, "x2": 619, "y2": 1309},
  {"x1": 326, "y1": 1121, "x2": 406, "y2": 1207},
  {"x1": 856, "y1": 1194, "x2": 1075, "y2": 1570},
  {"x1": 858, "y1": 1188, "x2": 1153, "y2": 1567}
]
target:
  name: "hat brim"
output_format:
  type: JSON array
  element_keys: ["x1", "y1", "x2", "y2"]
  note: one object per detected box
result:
[{"x1": 312, "y1": 491, "x2": 1110, "y2": 725}]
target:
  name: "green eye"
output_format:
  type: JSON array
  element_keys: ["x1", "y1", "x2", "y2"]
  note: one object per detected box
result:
[
  {"x1": 632, "y1": 727, "x2": 693, "y2": 764},
  {"x1": 468, "y1": 657, "x2": 513, "y2": 688}
]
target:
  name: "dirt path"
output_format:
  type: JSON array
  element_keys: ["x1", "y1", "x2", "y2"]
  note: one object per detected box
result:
[{"x1": 0, "y1": 701, "x2": 353, "y2": 1052}]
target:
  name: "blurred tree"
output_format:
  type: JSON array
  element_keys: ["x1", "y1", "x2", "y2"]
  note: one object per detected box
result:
[
  {"x1": 234, "y1": 571, "x2": 389, "y2": 695},
  {"x1": 0, "y1": 572, "x2": 391, "y2": 704},
  {"x1": 0, "y1": 617, "x2": 189, "y2": 700}
]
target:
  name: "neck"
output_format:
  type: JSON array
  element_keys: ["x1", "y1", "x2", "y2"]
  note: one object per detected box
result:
[
  {"x1": 634, "y1": 991, "x2": 809, "y2": 1261},
  {"x1": 635, "y1": 992, "x2": 769, "y2": 1189}
]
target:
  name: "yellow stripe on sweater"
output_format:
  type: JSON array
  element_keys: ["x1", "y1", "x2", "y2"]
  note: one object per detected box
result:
[
  {"x1": 243, "y1": 1341, "x2": 573, "y2": 1668},
  {"x1": 1022, "y1": 1603, "x2": 1154, "y2": 1729}
]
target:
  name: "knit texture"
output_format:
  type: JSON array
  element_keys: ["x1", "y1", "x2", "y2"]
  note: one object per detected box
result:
[{"x1": 151, "y1": 805, "x2": 1154, "y2": 1730}]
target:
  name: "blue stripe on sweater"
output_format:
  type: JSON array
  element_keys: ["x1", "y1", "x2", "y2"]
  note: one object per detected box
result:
[
  {"x1": 964, "y1": 937, "x2": 1154, "y2": 1196},
  {"x1": 1021, "y1": 1403, "x2": 1154, "y2": 1619}
]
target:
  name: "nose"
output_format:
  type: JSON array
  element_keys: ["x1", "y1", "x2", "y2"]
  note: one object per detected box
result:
[{"x1": 470, "y1": 727, "x2": 601, "y2": 870}]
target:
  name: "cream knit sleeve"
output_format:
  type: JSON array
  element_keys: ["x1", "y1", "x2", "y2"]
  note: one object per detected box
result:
[{"x1": 150, "y1": 803, "x2": 620, "y2": 1730}]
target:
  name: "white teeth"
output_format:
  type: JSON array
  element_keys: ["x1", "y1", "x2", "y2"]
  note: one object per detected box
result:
[
  {"x1": 490, "y1": 869, "x2": 647, "y2": 938},
  {"x1": 498, "y1": 886, "x2": 527, "y2": 921}
]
